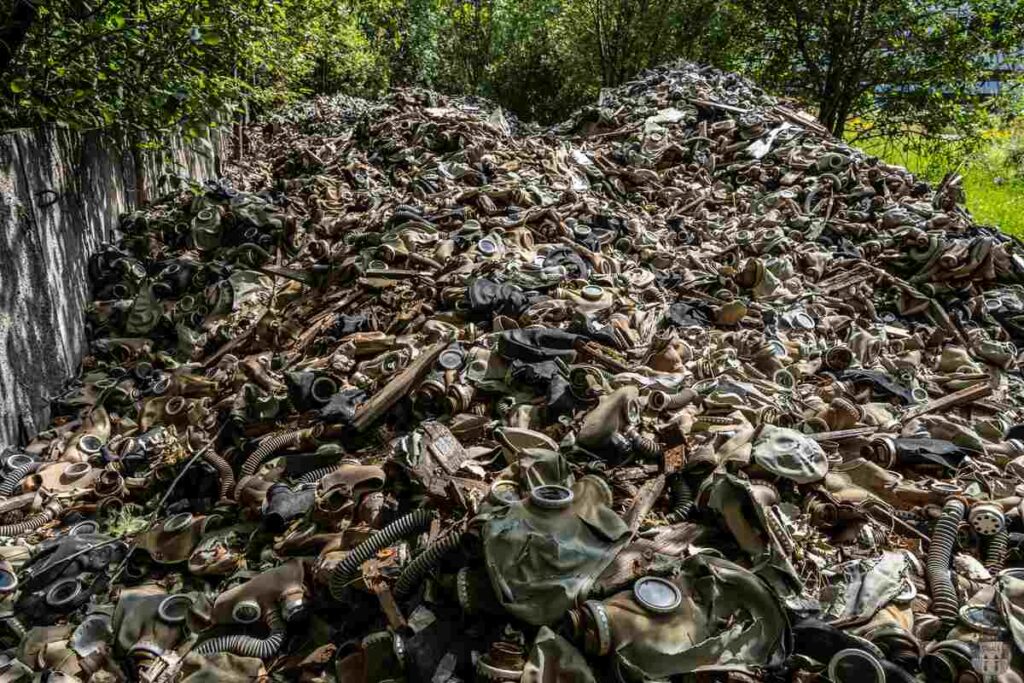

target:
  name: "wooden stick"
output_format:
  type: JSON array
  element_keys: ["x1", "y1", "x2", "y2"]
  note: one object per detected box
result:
[
  {"x1": 808, "y1": 426, "x2": 878, "y2": 442},
  {"x1": 351, "y1": 340, "x2": 447, "y2": 432},
  {"x1": 904, "y1": 383, "x2": 993, "y2": 421}
]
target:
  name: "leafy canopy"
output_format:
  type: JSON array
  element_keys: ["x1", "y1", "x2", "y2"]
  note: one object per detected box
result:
[{"x1": 0, "y1": 0, "x2": 1020, "y2": 152}]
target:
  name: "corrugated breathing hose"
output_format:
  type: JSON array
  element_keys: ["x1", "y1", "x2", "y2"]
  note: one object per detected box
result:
[
  {"x1": 202, "y1": 451, "x2": 235, "y2": 500},
  {"x1": 394, "y1": 531, "x2": 464, "y2": 598},
  {"x1": 241, "y1": 430, "x2": 304, "y2": 478},
  {"x1": 983, "y1": 529, "x2": 1010, "y2": 574},
  {"x1": 1, "y1": 614, "x2": 25, "y2": 639},
  {"x1": 927, "y1": 498, "x2": 965, "y2": 629},
  {"x1": 329, "y1": 509, "x2": 436, "y2": 599},
  {"x1": 0, "y1": 462, "x2": 39, "y2": 497},
  {"x1": 0, "y1": 500, "x2": 62, "y2": 537},
  {"x1": 665, "y1": 474, "x2": 693, "y2": 523},
  {"x1": 630, "y1": 433, "x2": 662, "y2": 460},
  {"x1": 297, "y1": 465, "x2": 341, "y2": 486},
  {"x1": 194, "y1": 609, "x2": 285, "y2": 658}
]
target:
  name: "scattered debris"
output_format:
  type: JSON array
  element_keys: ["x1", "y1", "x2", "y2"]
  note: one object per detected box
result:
[{"x1": 4, "y1": 61, "x2": 1024, "y2": 682}]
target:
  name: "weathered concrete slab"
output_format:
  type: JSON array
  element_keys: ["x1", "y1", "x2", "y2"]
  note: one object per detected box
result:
[{"x1": 0, "y1": 125, "x2": 225, "y2": 445}]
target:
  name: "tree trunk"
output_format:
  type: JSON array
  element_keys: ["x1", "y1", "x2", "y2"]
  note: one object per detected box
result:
[{"x1": 130, "y1": 139, "x2": 149, "y2": 206}]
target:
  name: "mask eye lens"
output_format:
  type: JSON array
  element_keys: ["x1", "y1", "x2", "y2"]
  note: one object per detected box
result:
[
  {"x1": 633, "y1": 576, "x2": 682, "y2": 614},
  {"x1": 625, "y1": 398, "x2": 641, "y2": 425},
  {"x1": 232, "y1": 600, "x2": 261, "y2": 624},
  {"x1": 164, "y1": 396, "x2": 187, "y2": 416},
  {"x1": 5, "y1": 454, "x2": 33, "y2": 469},
  {"x1": 321, "y1": 489, "x2": 349, "y2": 513},
  {"x1": 158, "y1": 594, "x2": 193, "y2": 624},
  {"x1": 163, "y1": 512, "x2": 194, "y2": 534},
  {"x1": 46, "y1": 578, "x2": 83, "y2": 608},
  {"x1": 775, "y1": 436, "x2": 794, "y2": 450},
  {"x1": 489, "y1": 480, "x2": 520, "y2": 506},
  {"x1": 64, "y1": 462, "x2": 92, "y2": 480},
  {"x1": 0, "y1": 567, "x2": 18, "y2": 594},
  {"x1": 69, "y1": 521, "x2": 99, "y2": 536},
  {"x1": 78, "y1": 435, "x2": 103, "y2": 454},
  {"x1": 529, "y1": 485, "x2": 574, "y2": 510}
]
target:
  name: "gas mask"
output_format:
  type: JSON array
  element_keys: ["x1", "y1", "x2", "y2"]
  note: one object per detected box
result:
[
  {"x1": 315, "y1": 462, "x2": 386, "y2": 526},
  {"x1": 210, "y1": 559, "x2": 309, "y2": 626},
  {"x1": 752, "y1": 425, "x2": 829, "y2": 483},
  {"x1": 112, "y1": 586, "x2": 210, "y2": 675},
  {"x1": 793, "y1": 618, "x2": 913, "y2": 683},
  {"x1": 819, "y1": 551, "x2": 915, "y2": 625},
  {"x1": 701, "y1": 471, "x2": 802, "y2": 598},
  {"x1": 648, "y1": 336, "x2": 693, "y2": 373},
  {"x1": 479, "y1": 473, "x2": 629, "y2": 625},
  {"x1": 136, "y1": 512, "x2": 222, "y2": 565},
  {"x1": 577, "y1": 386, "x2": 641, "y2": 460},
  {"x1": 825, "y1": 458, "x2": 950, "y2": 509},
  {"x1": 262, "y1": 483, "x2": 316, "y2": 532},
  {"x1": 17, "y1": 622, "x2": 114, "y2": 680},
  {"x1": 60, "y1": 409, "x2": 111, "y2": 463},
  {"x1": 16, "y1": 531, "x2": 127, "y2": 625},
  {"x1": 284, "y1": 370, "x2": 340, "y2": 411},
  {"x1": 30, "y1": 461, "x2": 100, "y2": 495},
  {"x1": 569, "y1": 553, "x2": 789, "y2": 680},
  {"x1": 335, "y1": 630, "x2": 408, "y2": 683},
  {"x1": 178, "y1": 651, "x2": 266, "y2": 681},
  {"x1": 188, "y1": 523, "x2": 258, "y2": 576}
]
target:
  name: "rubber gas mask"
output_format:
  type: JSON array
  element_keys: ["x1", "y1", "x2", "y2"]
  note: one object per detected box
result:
[
  {"x1": 480, "y1": 472, "x2": 629, "y2": 625},
  {"x1": 112, "y1": 586, "x2": 209, "y2": 675},
  {"x1": 569, "y1": 553, "x2": 789, "y2": 680},
  {"x1": 16, "y1": 530, "x2": 127, "y2": 625},
  {"x1": 210, "y1": 559, "x2": 309, "y2": 626}
]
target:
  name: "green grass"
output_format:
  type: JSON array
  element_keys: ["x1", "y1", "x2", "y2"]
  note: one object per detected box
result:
[{"x1": 854, "y1": 127, "x2": 1024, "y2": 236}]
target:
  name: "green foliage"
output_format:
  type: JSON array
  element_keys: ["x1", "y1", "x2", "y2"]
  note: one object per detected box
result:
[
  {"x1": 0, "y1": 0, "x2": 389, "y2": 136},
  {"x1": 432, "y1": 0, "x2": 584, "y2": 122},
  {"x1": 857, "y1": 121, "x2": 1024, "y2": 236},
  {"x1": 427, "y1": 0, "x2": 744, "y2": 122},
  {"x1": 0, "y1": 0, "x2": 1020, "y2": 150},
  {"x1": 737, "y1": 0, "x2": 1024, "y2": 140}
]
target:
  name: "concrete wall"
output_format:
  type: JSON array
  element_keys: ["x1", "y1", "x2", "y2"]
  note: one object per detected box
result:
[{"x1": 0, "y1": 126, "x2": 225, "y2": 446}]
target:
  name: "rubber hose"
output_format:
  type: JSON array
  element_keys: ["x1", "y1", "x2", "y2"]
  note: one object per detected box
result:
[
  {"x1": 631, "y1": 433, "x2": 662, "y2": 460},
  {"x1": 804, "y1": 185, "x2": 825, "y2": 214},
  {"x1": 394, "y1": 532, "x2": 464, "y2": 598},
  {"x1": 203, "y1": 450, "x2": 235, "y2": 501},
  {"x1": 665, "y1": 474, "x2": 693, "y2": 523},
  {"x1": 329, "y1": 509, "x2": 436, "y2": 599},
  {"x1": 927, "y1": 498, "x2": 965, "y2": 628},
  {"x1": 297, "y1": 465, "x2": 340, "y2": 486},
  {"x1": 1, "y1": 615, "x2": 26, "y2": 640},
  {"x1": 241, "y1": 431, "x2": 303, "y2": 478},
  {"x1": 0, "y1": 501, "x2": 62, "y2": 538},
  {"x1": 194, "y1": 609, "x2": 285, "y2": 658},
  {"x1": 0, "y1": 462, "x2": 39, "y2": 497},
  {"x1": 983, "y1": 529, "x2": 1010, "y2": 574}
]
